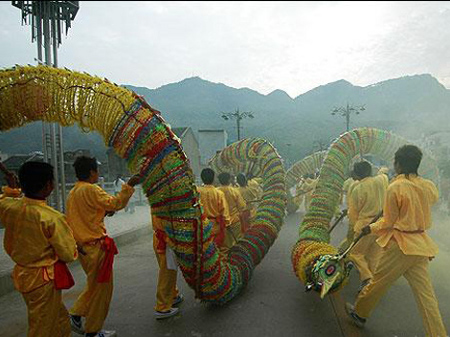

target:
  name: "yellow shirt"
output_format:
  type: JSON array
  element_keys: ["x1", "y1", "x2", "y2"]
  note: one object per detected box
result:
[
  {"x1": 348, "y1": 174, "x2": 388, "y2": 233},
  {"x1": 0, "y1": 197, "x2": 77, "y2": 293},
  {"x1": 301, "y1": 178, "x2": 318, "y2": 209},
  {"x1": 197, "y1": 185, "x2": 231, "y2": 233},
  {"x1": 218, "y1": 185, "x2": 247, "y2": 225},
  {"x1": 66, "y1": 181, "x2": 134, "y2": 243},
  {"x1": 343, "y1": 178, "x2": 356, "y2": 195},
  {"x1": 371, "y1": 174, "x2": 439, "y2": 257}
]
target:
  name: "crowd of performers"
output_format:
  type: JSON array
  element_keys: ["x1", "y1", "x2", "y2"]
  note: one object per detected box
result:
[
  {"x1": 319, "y1": 145, "x2": 446, "y2": 337},
  {"x1": 0, "y1": 143, "x2": 448, "y2": 337},
  {"x1": 0, "y1": 157, "x2": 263, "y2": 337}
]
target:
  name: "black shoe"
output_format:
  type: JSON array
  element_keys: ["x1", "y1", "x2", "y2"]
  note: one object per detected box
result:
[
  {"x1": 345, "y1": 303, "x2": 366, "y2": 328},
  {"x1": 357, "y1": 278, "x2": 371, "y2": 294},
  {"x1": 70, "y1": 315, "x2": 85, "y2": 335}
]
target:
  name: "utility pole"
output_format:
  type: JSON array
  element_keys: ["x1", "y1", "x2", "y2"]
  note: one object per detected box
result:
[
  {"x1": 331, "y1": 103, "x2": 365, "y2": 132},
  {"x1": 221, "y1": 108, "x2": 254, "y2": 141},
  {"x1": 12, "y1": 1, "x2": 79, "y2": 211}
]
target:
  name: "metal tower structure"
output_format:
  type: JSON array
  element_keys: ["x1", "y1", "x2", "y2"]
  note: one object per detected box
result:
[{"x1": 12, "y1": 1, "x2": 79, "y2": 211}]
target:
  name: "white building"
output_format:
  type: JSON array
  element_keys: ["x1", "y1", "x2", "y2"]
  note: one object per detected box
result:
[{"x1": 198, "y1": 129, "x2": 228, "y2": 168}]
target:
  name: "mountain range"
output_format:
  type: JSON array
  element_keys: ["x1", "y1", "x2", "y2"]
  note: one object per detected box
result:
[{"x1": 1, "y1": 73, "x2": 449, "y2": 163}]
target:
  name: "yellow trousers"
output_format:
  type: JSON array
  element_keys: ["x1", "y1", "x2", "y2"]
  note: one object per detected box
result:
[
  {"x1": 349, "y1": 233, "x2": 382, "y2": 281},
  {"x1": 222, "y1": 222, "x2": 242, "y2": 254},
  {"x1": 355, "y1": 241, "x2": 447, "y2": 337},
  {"x1": 22, "y1": 281, "x2": 71, "y2": 337},
  {"x1": 70, "y1": 243, "x2": 113, "y2": 333},
  {"x1": 153, "y1": 234, "x2": 178, "y2": 312}
]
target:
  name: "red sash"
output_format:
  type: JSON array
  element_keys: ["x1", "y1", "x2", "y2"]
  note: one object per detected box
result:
[
  {"x1": 211, "y1": 216, "x2": 226, "y2": 247},
  {"x1": 155, "y1": 229, "x2": 167, "y2": 254},
  {"x1": 53, "y1": 260, "x2": 75, "y2": 290},
  {"x1": 97, "y1": 237, "x2": 118, "y2": 283}
]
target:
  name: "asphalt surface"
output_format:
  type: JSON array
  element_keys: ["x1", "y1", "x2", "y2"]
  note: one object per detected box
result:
[{"x1": 1, "y1": 210, "x2": 450, "y2": 337}]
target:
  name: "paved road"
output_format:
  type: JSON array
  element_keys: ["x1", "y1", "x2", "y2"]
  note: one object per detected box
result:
[{"x1": 1, "y1": 211, "x2": 449, "y2": 337}]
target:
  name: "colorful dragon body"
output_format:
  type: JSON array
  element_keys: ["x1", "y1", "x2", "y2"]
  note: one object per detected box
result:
[{"x1": 0, "y1": 65, "x2": 287, "y2": 304}]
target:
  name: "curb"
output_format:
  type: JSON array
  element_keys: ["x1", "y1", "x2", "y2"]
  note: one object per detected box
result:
[{"x1": 0, "y1": 224, "x2": 151, "y2": 297}]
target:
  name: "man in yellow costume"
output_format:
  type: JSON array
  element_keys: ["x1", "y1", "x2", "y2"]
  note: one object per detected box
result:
[
  {"x1": 346, "y1": 145, "x2": 447, "y2": 337},
  {"x1": 197, "y1": 168, "x2": 231, "y2": 247},
  {"x1": 218, "y1": 172, "x2": 247, "y2": 251},
  {"x1": 236, "y1": 173, "x2": 262, "y2": 228},
  {"x1": 0, "y1": 161, "x2": 77, "y2": 337},
  {"x1": 347, "y1": 161, "x2": 388, "y2": 290},
  {"x1": 298, "y1": 174, "x2": 318, "y2": 211},
  {"x1": 67, "y1": 156, "x2": 140, "y2": 337}
]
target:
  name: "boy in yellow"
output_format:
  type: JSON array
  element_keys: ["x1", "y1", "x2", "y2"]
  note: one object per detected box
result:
[
  {"x1": 298, "y1": 174, "x2": 318, "y2": 211},
  {"x1": 197, "y1": 168, "x2": 231, "y2": 247},
  {"x1": 0, "y1": 161, "x2": 77, "y2": 337},
  {"x1": 217, "y1": 172, "x2": 247, "y2": 251},
  {"x1": 347, "y1": 161, "x2": 388, "y2": 289},
  {"x1": 67, "y1": 156, "x2": 140, "y2": 337},
  {"x1": 346, "y1": 145, "x2": 447, "y2": 337}
]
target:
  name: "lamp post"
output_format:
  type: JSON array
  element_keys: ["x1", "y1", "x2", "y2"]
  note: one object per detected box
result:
[
  {"x1": 221, "y1": 108, "x2": 254, "y2": 141},
  {"x1": 12, "y1": 1, "x2": 79, "y2": 211},
  {"x1": 331, "y1": 103, "x2": 365, "y2": 132}
]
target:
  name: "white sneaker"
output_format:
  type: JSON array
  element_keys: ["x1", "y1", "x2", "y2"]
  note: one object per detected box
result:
[
  {"x1": 154, "y1": 307, "x2": 180, "y2": 320},
  {"x1": 85, "y1": 330, "x2": 117, "y2": 337}
]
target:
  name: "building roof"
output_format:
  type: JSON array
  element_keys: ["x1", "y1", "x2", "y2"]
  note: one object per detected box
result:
[
  {"x1": 172, "y1": 127, "x2": 189, "y2": 138},
  {"x1": 4, "y1": 153, "x2": 44, "y2": 170},
  {"x1": 198, "y1": 129, "x2": 227, "y2": 133}
]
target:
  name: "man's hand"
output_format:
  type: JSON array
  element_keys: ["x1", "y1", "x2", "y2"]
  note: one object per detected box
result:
[
  {"x1": 127, "y1": 174, "x2": 141, "y2": 187},
  {"x1": 361, "y1": 225, "x2": 371, "y2": 236},
  {"x1": 105, "y1": 211, "x2": 116, "y2": 217},
  {"x1": 5, "y1": 172, "x2": 19, "y2": 189},
  {"x1": 0, "y1": 162, "x2": 19, "y2": 188}
]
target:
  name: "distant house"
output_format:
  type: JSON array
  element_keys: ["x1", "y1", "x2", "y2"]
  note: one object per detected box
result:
[
  {"x1": 3, "y1": 152, "x2": 44, "y2": 174},
  {"x1": 2, "y1": 150, "x2": 95, "y2": 183},
  {"x1": 198, "y1": 129, "x2": 228, "y2": 168},
  {"x1": 172, "y1": 127, "x2": 201, "y2": 179}
]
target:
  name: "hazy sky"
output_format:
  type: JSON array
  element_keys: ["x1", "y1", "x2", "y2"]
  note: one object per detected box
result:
[{"x1": 1, "y1": 1, "x2": 450, "y2": 97}]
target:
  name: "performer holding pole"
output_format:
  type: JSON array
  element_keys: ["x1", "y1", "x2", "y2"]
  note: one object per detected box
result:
[
  {"x1": 346, "y1": 161, "x2": 388, "y2": 291},
  {"x1": 346, "y1": 145, "x2": 447, "y2": 337},
  {"x1": 67, "y1": 156, "x2": 140, "y2": 337}
]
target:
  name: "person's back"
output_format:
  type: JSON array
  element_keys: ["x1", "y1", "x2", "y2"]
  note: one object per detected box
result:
[
  {"x1": 218, "y1": 184, "x2": 246, "y2": 224},
  {"x1": 0, "y1": 161, "x2": 77, "y2": 337},
  {"x1": 217, "y1": 172, "x2": 246, "y2": 250},
  {"x1": 373, "y1": 173, "x2": 439, "y2": 256},
  {"x1": 197, "y1": 168, "x2": 231, "y2": 240},
  {"x1": 197, "y1": 185, "x2": 230, "y2": 227},
  {"x1": 349, "y1": 173, "x2": 388, "y2": 234},
  {"x1": 347, "y1": 161, "x2": 388, "y2": 284}
]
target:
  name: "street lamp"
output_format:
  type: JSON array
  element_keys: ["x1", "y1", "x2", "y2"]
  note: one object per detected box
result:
[
  {"x1": 331, "y1": 103, "x2": 365, "y2": 132},
  {"x1": 221, "y1": 108, "x2": 254, "y2": 141},
  {"x1": 12, "y1": 1, "x2": 79, "y2": 211}
]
